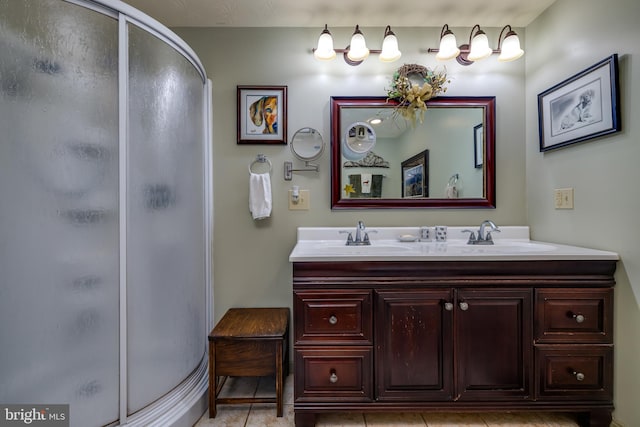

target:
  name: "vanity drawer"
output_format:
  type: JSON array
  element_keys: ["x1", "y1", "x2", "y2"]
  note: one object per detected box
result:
[
  {"x1": 535, "y1": 289, "x2": 612, "y2": 343},
  {"x1": 294, "y1": 347, "x2": 373, "y2": 402},
  {"x1": 294, "y1": 290, "x2": 372, "y2": 344},
  {"x1": 535, "y1": 346, "x2": 612, "y2": 400}
]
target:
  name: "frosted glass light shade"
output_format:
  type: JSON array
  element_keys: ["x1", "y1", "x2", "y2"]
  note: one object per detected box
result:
[
  {"x1": 347, "y1": 26, "x2": 369, "y2": 62},
  {"x1": 498, "y1": 33, "x2": 524, "y2": 62},
  {"x1": 435, "y1": 32, "x2": 460, "y2": 61},
  {"x1": 379, "y1": 27, "x2": 401, "y2": 62},
  {"x1": 468, "y1": 31, "x2": 492, "y2": 61},
  {"x1": 314, "y1": 26, "x2": 336, "y2": 60}
]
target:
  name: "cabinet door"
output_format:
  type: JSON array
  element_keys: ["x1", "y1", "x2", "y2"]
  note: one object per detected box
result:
[
  {"x1": 456, "y1": 288, "x2": 532, "y2": 401},
  {"x1": 376, "y1": 290, "x2": 453, "y2": 401}
]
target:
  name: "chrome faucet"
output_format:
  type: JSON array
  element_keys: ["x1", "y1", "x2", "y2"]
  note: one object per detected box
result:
[
  {"x1": 341, "y1": 221, "x2": 373, "y2": 245},
  {"x1": 355, "y1": 221, "x2": 366, "y2": 244},
  {"x1": 463, "y1": 220, "x2": 500, "y2": 245}
]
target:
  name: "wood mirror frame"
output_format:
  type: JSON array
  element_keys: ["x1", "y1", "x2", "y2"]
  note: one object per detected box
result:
[{"x1": 330, "y1": 96, "x2": 496, "y2": 209}]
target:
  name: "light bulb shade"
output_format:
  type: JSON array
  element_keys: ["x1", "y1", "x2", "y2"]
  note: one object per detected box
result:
[
  {"x1": 314, "y1": 33, "x2": 336, "y2": 60},
  {"x1": 468, "y1": 31, "x2": 492, "y2": 61},
  {"x1": 435, "y1": 31, "x2": 460, "y2": 61},
  {"x1": 498, "y1": 32, "x2": 524, "y2": 62},
  {"x1": 379, "y1": 30, "x2": 401, "y2": 62},
  {"x1": 347, "y1": 26, "x2": 369, "y2": 62},
  {"x1": 314, "y1": 26, "x2": 336, "y2": 60}
]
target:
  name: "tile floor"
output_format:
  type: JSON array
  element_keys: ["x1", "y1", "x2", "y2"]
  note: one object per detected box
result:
[{"x1": 195, "y1": 375, "x2": 581, "y2": 427}]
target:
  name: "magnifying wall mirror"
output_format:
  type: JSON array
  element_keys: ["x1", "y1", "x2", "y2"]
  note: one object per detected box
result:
[
  {"x1": 291, "y1": 127, "x2": 324, "y2": 162},
  {"x1": 285, "y1": 127, "x2": 325, "y2": 180},
  {"x1": 330, "y1": 96, "x2": 496, "y2": 209}
]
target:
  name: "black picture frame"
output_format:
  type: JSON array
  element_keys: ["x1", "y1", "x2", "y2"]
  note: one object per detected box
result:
[
  {"x1": 538, "y1": 54, "x2": 620, "y2": 152},
  {"x1": 474, "y1": 123, "x2": 483, "y2": 168},
  {"x1": 237, "y1": 85, "x2": 287, "y2": 144},
  {"x1": 401, "y1": 150, "x2": 429, "y2": 198}
]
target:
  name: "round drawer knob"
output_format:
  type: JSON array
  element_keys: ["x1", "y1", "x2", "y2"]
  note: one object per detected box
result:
[
  {"x1": 573, "y1": 371, "x2": 585, "y2": 381},
  {"x1": 459, "y1": 301, "x2": 469, "y2": 311},
  {"x1": 573, "y1": 314, "x2": 585, "y2": 323},
  {"x1": 329, "y1": 315, "x2": 338, "y2": 325},
  {"x1": 329, "y1": 372, "x2": 338, "y2": 383},
  {"x1": 444, "y1": 302, "x2": 454, "y2": 311}
]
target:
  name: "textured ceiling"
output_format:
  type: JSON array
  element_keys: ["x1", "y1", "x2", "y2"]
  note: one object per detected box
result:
[{"x1": 120, "y1": 0, "x2": 557, "y2": 28}]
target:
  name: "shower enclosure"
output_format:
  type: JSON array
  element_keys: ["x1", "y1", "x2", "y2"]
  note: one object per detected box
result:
[{"x1": 0, "y1": 0, "x2": 212, "y2": 426}]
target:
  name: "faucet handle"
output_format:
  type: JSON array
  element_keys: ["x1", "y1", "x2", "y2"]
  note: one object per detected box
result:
[
  {"x1": 339, "y1": 230, "x2": 354, "y2": 244},
  {"x1": 462, "y1": 229, "x2": 477, "y2": 243},
  {"x1": 361, "y1": 229, "x2": 376, "y2": 245},
  {"x1": 485, "y1": 228, "x2": 501, "y2": 242}
]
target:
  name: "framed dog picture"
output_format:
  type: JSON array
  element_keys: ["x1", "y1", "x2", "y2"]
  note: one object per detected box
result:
[
  {"x1": 237, "y1": 85, "x2": 287, "y2": 144},
  {"x1": 401, "y1": 150, "x2": 429, "y2": 198},
  {"x1": 538, "y1": 54, "x2": 620, "y2": 152}
]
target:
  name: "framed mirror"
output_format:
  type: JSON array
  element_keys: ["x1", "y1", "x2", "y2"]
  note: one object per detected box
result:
[{"x1": 330, "y1": 96, "x2": 495, "y2": 209}]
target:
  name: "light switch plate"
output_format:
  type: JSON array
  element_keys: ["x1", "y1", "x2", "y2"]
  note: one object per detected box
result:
[
  {"x1": 554, "y1": 188, "x2": 574, "y2": 209},
  {"x1": 289, "y1": 189, "x2": 310, "y2": 210}
]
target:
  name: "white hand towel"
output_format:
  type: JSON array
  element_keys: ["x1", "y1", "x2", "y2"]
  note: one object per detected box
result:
[
  {"x1": 361, "y1": 173, "x2": 372, "y2": 194},
  {"x1": 249, "y1": 172, "x2": 272, "y2": 220}
]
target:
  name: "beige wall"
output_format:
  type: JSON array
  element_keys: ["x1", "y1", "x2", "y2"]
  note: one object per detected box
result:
[
  {"x1": 174, "y1": 25, "x2": 528, "y2": 319},
  {"x1": 174, "y1": 24, "x2": 527, "y2": 315},
  {"x1": 525, "y1": 0, "x2": 640, "y2": 425},
  {"x1": 174, "y1": 0, "x2": 639, "y2": 422}
]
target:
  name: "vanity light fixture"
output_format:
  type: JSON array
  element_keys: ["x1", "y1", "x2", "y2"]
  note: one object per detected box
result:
[
  {"x1": 434, "y1": 24, "x2": 460, "y2": 61},
  {"x1": 347, "y1": 25, "x2": 370, "y2": 62},
  {"x1": 496, "y1": 25, "x2": 524, "y2": 62},
  {"x1": 313, "y1": 24, "x2": 336, "y2": 61},
  {"x1": 428, "y1": 24, "x2": 524, "y2": 66},
  {"x1": 312, "y1": 24, "x2": 402, "y2": 66},
  {"x1": 379, "y1": 26, "x2": 402, "y2": 62}
]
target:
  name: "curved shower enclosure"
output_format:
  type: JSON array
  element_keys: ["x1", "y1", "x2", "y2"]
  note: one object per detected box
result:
[{"x1": 0, "y1": 1, "x2": 212, "y2": 426}]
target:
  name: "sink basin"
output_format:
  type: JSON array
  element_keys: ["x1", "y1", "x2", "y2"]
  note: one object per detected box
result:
[
  {"x1": 445, "y1": 240, "x2": 557, "y2": 253},
  {"x1": 296, "y1": 241, "x2": 414, "y2": 256}
]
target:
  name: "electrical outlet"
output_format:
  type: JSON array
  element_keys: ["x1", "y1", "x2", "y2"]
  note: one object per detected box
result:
[
  {"x1": 554, "y1": 188, "x2": 574, "y2": 209},
  {"x1": 289, "y1": 189, "x2": 310, "y2": 210}
]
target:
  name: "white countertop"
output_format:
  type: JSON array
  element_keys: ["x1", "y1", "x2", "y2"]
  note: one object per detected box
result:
[{"x1": 289, "y1": 227, "x2": 620, "y2": 262}]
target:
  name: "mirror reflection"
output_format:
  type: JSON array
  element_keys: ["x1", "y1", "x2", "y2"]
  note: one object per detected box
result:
[
  {"x1": 343, "y1": 122, "x2": 376, "y2": 160},
  {"x1": 330, "y1": 96, "x2": 496, "y2": 209}
]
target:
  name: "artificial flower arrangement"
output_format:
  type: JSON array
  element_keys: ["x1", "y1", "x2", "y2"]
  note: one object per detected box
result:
[{"x1": 386, "y1": 63, "x2": 450, "y2": 126}]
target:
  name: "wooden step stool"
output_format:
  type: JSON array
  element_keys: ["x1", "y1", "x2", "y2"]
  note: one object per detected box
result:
[{"x1": 208, "y1": 307, "x2": 290, "y2": 418}]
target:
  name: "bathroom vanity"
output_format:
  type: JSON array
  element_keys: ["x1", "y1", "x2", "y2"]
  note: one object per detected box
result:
[{"x1": 289, "y1": 227, "x2": 618, "y2": 427}]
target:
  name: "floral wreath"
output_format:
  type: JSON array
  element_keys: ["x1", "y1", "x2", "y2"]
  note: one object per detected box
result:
[{"x1": 386, "y1": 64, "x2": 450, "y2": 126}]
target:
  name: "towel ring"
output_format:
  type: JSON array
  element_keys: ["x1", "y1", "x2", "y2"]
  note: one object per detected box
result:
[{"x1": 249, "y1": 154, "x2": 272, "y2": 174}]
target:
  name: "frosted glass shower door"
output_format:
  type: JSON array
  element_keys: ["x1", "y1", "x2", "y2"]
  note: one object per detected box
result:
[
  {"x1": 126, "y1": 24, "x2": 207, "y2": 414},
  {"x1": 0, "y1": 1, "x2": 120, "y2": 426}
]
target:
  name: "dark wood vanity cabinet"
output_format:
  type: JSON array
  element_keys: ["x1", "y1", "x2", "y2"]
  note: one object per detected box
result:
[
  {"x1": 376, "y1": 288, "x2": 531, "y2": 402},
  {"x1": 292, "y1": 260, "x2": 616, "y2": 427}
]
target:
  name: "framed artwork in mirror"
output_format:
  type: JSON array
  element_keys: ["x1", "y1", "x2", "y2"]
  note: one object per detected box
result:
[
  {"x1": 474, "y1": 123, "x2": 483, "y2": 168},
  {"x1": 237, "y1": 85, "x2": 287, "y2": 144},
  {"x1": 538, "y1": 54, "x2": 620, "y2": 152},
  {"x1": 401, "y1": 150, "x2": 429, "y2": 198}
]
